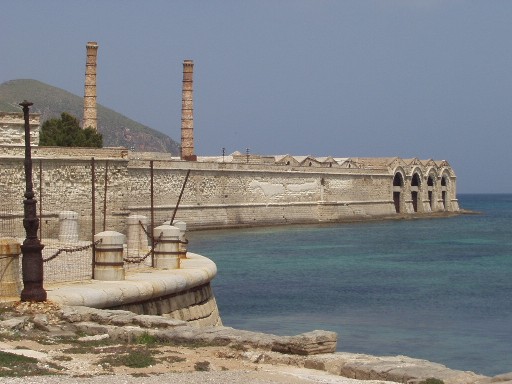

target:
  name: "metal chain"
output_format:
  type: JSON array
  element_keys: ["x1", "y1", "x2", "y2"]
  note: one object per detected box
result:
[
  {"x1": 139, "y1": 220, "x2": 151, "y2": 238},
  {"x1": 43, "y1": 238, "x2": 103, "y2": 263},
  {"x1": 123, "y1": 231, "x2": 163, "y2": 264}
]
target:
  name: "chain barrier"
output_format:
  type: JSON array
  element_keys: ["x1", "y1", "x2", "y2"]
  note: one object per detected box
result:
[
  {"x1": 139, "y1": 220, "x2": 151, "y2": 239},
  {"x1": 123, "y1": 231, "x2": 163, "y2": 264},
  {"x1": 42, "y1": 238, "x2": 103, "y2": 263}
]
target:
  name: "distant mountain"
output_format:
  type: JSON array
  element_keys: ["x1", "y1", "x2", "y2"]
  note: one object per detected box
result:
[{"x1": 0, "y1": 79, "x2": 180, "y2": 153}]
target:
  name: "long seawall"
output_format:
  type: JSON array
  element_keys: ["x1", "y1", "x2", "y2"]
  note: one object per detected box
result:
[{"x1": 0, "y1": 146, "x2": 459, "y2": 238}]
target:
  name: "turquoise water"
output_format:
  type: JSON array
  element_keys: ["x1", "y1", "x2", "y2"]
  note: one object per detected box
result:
[{"x1": 187, "y1": 194, "x2": 512, "y2": 376}]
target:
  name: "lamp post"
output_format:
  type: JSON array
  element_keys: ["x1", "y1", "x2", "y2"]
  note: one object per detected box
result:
[{"x1": 19, "y1": 100, "x2": 46, "y2": 302}]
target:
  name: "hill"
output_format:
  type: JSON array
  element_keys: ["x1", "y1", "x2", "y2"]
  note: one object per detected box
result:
[{"x1": 0, "y1": 79, "x2": 180, "y2": 153}]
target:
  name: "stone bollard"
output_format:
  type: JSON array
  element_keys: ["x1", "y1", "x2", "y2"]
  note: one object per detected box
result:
[
  {"x1": 94, "y1": 231, "x2": 125, "y2": 281},
  {"x1": 59, "y1": 211, "x2": 79, "y2": 243},
  {"x1": 153, "y1": 224, "x2": 181, "y2": 269},
  {"x1": 0, "y1": 238, "x2": 21, "y2": 297},
  {"x1": 127, "y1": 215, "x2": 148, "y2": 257},
  {"x1": 173, "y1": 220, "x2": 188, "y2": 259}
]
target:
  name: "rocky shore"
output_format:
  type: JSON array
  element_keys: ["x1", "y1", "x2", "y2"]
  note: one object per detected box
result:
[{"x1": 0, "y1": 302, "x2": 510, "y2": 384}]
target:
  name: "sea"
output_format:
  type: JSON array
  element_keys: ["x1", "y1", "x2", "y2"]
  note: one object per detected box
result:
[{"x1": 187, "y1": 194, "x2": 512, "y2": 376}]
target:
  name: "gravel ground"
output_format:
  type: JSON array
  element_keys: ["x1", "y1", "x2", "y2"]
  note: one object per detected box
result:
[{"x1": 0, "y1": 369, "x2": 396, "y2": 384}]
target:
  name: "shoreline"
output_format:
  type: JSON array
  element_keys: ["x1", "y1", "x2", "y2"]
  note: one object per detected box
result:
[
  {"x1": 187, "y1": 210, "x2": 476, "y2": 232},
  {"x1": 0, "y1": 302, "x2": 506, "y2": 383}
]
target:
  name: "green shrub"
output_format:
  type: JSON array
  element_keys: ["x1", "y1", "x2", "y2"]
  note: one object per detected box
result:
[
  {"x1": 0, "y1": 351, "x2": 56, "y2": 377},
  {"x1": 121, "y1": 350, "x2": 156, "y2": 368},
  {"x1": 136, "y1": 332, "x2": 157, "y2": 346},
  {"x1": 420, "y1": 379, "x2": 444, "y2": 384},
  {"x1": 194, "y1": 361, "x2": 211, "y2": 371}
]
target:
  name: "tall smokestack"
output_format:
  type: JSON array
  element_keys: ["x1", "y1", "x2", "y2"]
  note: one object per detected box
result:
[
  {"x1": 181, "y1": 59, "x2": 196, "y2": 161},
  {"x1": 83, "y1": 41, "x2": 98, "y2": 130}
]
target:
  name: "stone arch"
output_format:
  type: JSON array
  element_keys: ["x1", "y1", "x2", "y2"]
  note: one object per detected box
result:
[
  {"x1": 392, "y1": 168, "x2": 405, "y2": 213},
  {"x1": 440, "y1": 174, "x2": 448, "y2": 210},
  {"x1": 439, "y1": 169, "x2": 452, "y2": 211},
  {"x1": 426, "y1": 168, "x2": 437, "y2": 211},
  {"x1": 410, "y1": 171, "x2": 422, "y2": 213}
]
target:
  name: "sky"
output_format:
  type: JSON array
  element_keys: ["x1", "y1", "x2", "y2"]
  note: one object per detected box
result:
[{"x1": 1, "y1": 1, "x2": 512, "y2": 193}]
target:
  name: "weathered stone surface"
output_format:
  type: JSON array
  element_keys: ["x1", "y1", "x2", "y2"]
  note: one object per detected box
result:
[
  {"x1": 0, "y1": 316, "x2": 29, "y2": 331},
  {"x1": 72, "y1": 321, "x2": 110, "y2": 335},
  {"x1": 492, "y1": 372, "x2": 512, "y2": 382},
  {"x1": 0, "y1": 112, "x2": 40, "y2": 146},
  {"x1": 32, "y1": 314, "x2": 50, "y2": 331},
  {"x1": 298, "y1": 352, "x2": 487, "y2": 384},
  {"x1": 78, "y1": 333, "x2": 110, "y2": 342},
  {"x1": 132, "y1": 314, "x2": 187, "y2": 328},
  {"x1": 109, "y1": 313, "x2": 137, "y2": 326},
  {"x1": 271, "y1": 330, "x2": 337, "y2": 355}
]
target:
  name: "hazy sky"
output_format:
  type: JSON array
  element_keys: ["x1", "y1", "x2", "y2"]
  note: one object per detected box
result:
[{"x1": 2, "y1": 1, "x2": 512, "y2": 193}]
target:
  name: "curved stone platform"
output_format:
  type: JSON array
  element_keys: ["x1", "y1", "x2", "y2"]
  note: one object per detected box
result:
[{"x1": 46, "y1": 252, "x2": 222, "y2": 327}]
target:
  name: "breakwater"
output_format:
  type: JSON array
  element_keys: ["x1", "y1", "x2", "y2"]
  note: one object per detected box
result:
[{"x1": 0, "y1": 146, "x2": 459, "y2": 240}]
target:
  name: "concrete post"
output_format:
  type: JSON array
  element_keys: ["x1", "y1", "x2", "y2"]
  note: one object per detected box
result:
[
  {"x1": 181, "y1": 59, "x2": 196, "y2": 161},
  {"x1": 153, "y1": 224, "x2": 180, "y2": 269},
  {"x1": 59, "y1": 211, "x2": 79, "y2": 243},
  {"x1": 94, "y1": 231, "x2": 125, "y2": 281},
  {"x1": 127, "y1": 214, "x2": 148, "y2": 257},
  {"x1": 83, "y1": 41, "x2": 98, "y2": 130},
  {"x1": 0, "y1": 238, "x2": 21, "y2": 297},
  {"x1": 173, "y1": 220, "x2": 188, "y2": 259}
]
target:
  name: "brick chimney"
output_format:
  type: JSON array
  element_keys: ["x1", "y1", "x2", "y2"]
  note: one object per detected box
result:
[
  {"x1": 181, "y1": 59, "x2": 196, "y2": 161},
  {"x1": 83, "y1": 41, "x2": 98, "y2": 130}
]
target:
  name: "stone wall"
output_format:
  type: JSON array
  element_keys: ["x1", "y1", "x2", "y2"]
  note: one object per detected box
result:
[
  {"x1": 0, "y1": 146, "x2": 459, "y2": 238},
  {"x1": 111, "y1": 283, "x2": 222, "y2": 327},
  {"x1": 46, "y1": 252, "x2": 222, "y2": 327},
  {"x1": 128, "y1": 157, "x2": 458, "y2": 229},
  {"x1": 0, "y1": 146, "x2": 129, "y2": 240},
  {"x1": 0, "y1": 112, "x2": 40, "y2": 146}
]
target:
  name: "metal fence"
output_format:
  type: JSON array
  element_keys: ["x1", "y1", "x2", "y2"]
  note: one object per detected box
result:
[{"x1": 0, "y1": 158, "x2": 172, "y2": 284}]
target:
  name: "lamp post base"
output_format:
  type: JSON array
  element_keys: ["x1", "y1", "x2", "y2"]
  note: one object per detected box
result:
[{"x1": 20, "y1": 242, "x2": 46, "y2": 302}]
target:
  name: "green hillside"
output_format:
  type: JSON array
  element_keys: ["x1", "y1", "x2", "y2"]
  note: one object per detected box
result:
[{"x1": 0, "y1": 79, "x2": 180, "y2": 153}]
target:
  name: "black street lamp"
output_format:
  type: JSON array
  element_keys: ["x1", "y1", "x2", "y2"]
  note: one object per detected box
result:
[{"x1": 19, "y1": 100, "x2": 46, "y2": 302}]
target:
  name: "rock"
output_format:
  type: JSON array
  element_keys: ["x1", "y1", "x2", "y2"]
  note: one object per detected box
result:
[
  {"x1": 78, "y1": 334, "x2": 110, "y2": 342},
  {"x1": 272, "y1": 330, "x2": 337, "y2": 355},
  {"x1": 59, "y1": 306, "x2": 84, "y2": 323},
  {"x1": 73, "y1": 321, "x2": 111, "y2": 335},
  {"x1": 32, "y1": 314, "x2": 50, "y2": 331},
  {"x1": 106, "y1": 325, "x2": 149, "y2": 342},
  {"x1": 132, "y1": 314, "x2": 187, "y2": 328},
  {"x1": 0, "y1": 304, "x2": 494, "y2": 384},
  {"x1": 492, "y1": 373, "x2": 512, "y2": 382},
  {"x1": 0, "y1": 316, "x2": 29, "y2": 331},
  {"x1": 109, "y1": 314, "x2": 136, "y2": 326}
]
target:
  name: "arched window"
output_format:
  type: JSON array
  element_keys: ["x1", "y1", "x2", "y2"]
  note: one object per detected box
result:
[
  {"x1": 411, "y1": 173, "x2": 421, "y2": 212},
  {"x1": 393, "y1": 173, "x2": 403, "y2": 187},
  {"x1": 393, "y1": 173, "x2": 404, "y2": 213}
]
